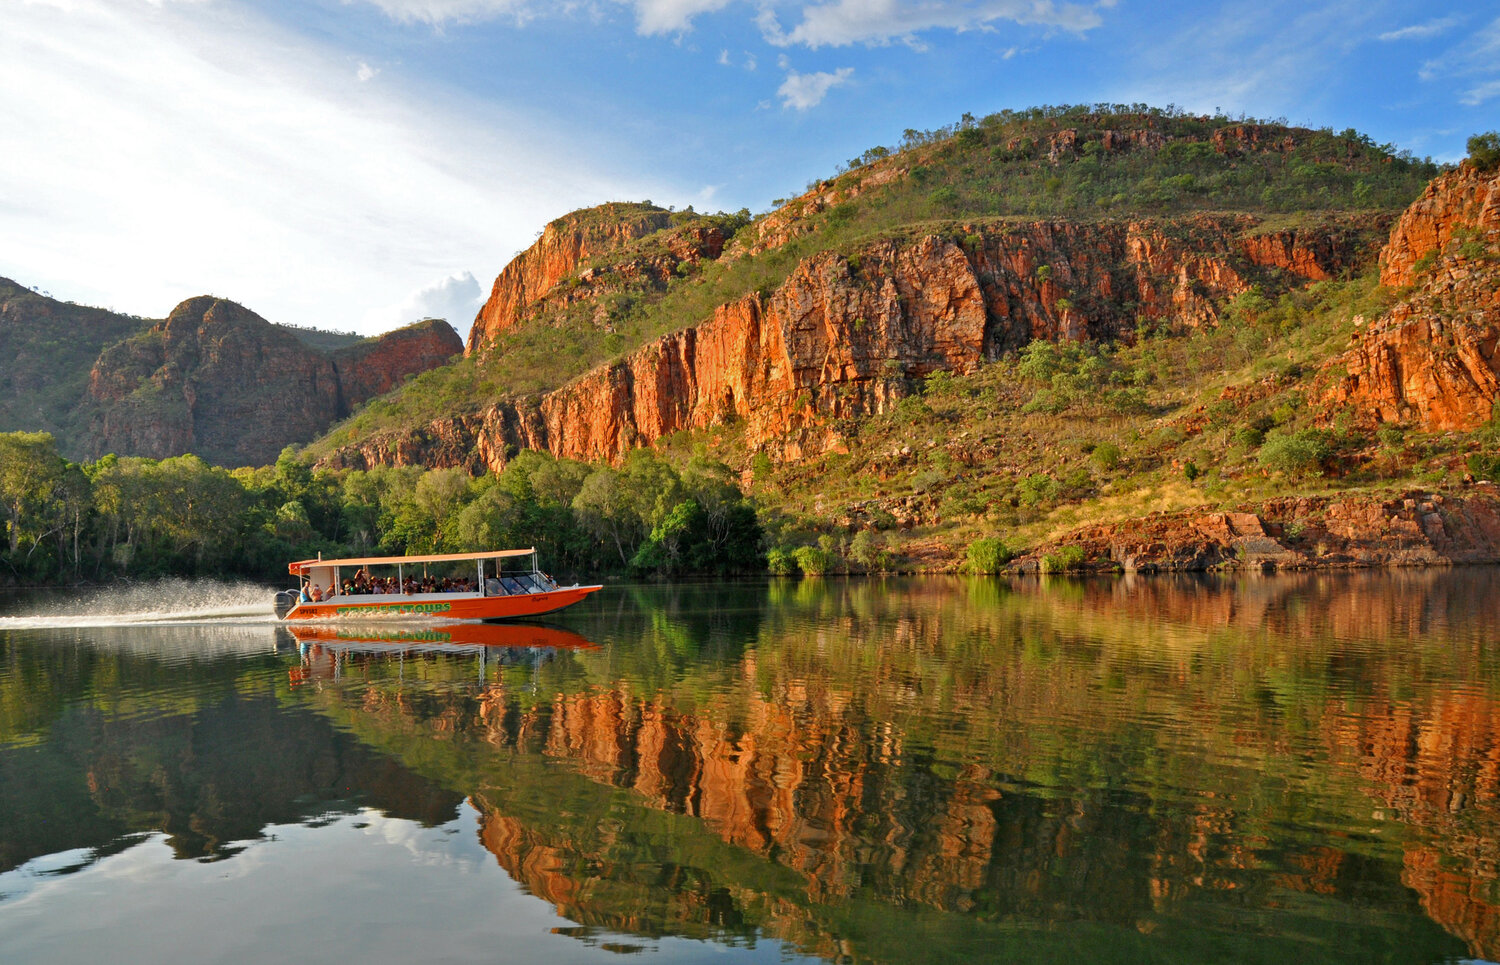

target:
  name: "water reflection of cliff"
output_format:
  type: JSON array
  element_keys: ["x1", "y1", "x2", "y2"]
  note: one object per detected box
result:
[
  {"x1": 304, "y1": 572, "x2": 1500, "y2": 962},
  {"x1": 1325, "y1": 688, "x2": 1500, "y2": 960}
]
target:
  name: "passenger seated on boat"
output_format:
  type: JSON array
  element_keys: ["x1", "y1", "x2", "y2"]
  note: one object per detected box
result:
[
  {"x1": 298, "y1": 586, "x2": 310, "y2": 604},
  {"x1": 500, "y1": 577, "x2": 525, "y2": 595},
  {"x1": 310, "y1": 585, "x2": 323, "y2": 602},
  {"x1": 485, "y1": 578, "x2": 502, "y2": 596}
]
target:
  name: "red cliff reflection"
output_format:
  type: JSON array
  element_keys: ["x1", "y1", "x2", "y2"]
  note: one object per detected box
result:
[{"x1": 306, "y1": 572, "x2": 1500, "y2": 960}]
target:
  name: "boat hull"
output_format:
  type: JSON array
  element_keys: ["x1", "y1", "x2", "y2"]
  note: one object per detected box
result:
[
  {"x1": 281, "y1": 584, "x2": 602, "y2": 622},
  {"x1": 286, "y1": 622, "x2": 597, "y2": 650}
]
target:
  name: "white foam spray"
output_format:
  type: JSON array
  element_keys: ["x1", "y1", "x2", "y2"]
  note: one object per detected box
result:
[{"x1": 0, "y1": 578, "x2": 276, "y2": 629}]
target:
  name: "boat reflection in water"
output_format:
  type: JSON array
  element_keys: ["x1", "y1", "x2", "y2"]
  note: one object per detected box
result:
[{"x1": 284, "y1": 621, "x2": 597, "y2": 686}]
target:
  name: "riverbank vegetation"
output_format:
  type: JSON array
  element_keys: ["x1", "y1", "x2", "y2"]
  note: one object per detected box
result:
[{"x1": 0, "y1": 432, "x2": 760, "y2": 585}]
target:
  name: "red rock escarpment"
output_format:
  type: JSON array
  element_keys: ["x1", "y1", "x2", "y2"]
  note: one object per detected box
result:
[
  {"x1": 467, "y1": 204, "x2": 674, "y2": 354},
  {"x1": 86, "y1": 298, "x2": 460, "y2": 467},
  {"x1": 1380, "y1": 163, "x2": 1500, "y2": 288},
  {"x1": 332, "y1": 318, "x2": 462, "y2": 403},
  {"x1": 329, "y1": 214, "x2": 1373, "y2": 472},
  {"x1": 1328, "y1": 164, "x2": 1500, "y2": 430}
]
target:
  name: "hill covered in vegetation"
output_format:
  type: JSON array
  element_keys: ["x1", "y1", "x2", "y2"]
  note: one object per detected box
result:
[
  {"x1": 0, "y1": 282, "x2": 460, "y2": 466},
  {"x1": 310, "y1": 105, "x2": 1439, "y2": 464},
  {"x1": 285, "y1": 105, "x2": 1500, "y2": 574}
]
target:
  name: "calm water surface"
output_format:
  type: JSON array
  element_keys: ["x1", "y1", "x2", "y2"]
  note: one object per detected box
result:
[{"x1": 2, "y1": 572, "x2": 1499, "y2": 963}]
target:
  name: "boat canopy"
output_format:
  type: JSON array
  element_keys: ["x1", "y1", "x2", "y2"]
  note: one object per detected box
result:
[{"x1": 288, "y1": 548, "x2": 536, "y2": 576}]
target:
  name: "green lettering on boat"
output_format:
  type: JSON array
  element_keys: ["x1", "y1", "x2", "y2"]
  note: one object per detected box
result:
[{"x1": 334, "y1": 602, "x2": 451, "y2": 616}]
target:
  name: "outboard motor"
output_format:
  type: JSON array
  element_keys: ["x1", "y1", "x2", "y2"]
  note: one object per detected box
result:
[{"x1": 273, "y1": 589, "x2": 300, "y2": 620}]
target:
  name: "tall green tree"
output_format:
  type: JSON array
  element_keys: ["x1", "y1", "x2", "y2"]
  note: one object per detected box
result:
[{"x1": 0, "y1": 432, "x2": 66, "y2": 569}]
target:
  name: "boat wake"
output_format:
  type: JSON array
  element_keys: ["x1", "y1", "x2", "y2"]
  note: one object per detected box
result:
[{"x1": 0, "y1": 578, "x2": 276, "y2": 629}]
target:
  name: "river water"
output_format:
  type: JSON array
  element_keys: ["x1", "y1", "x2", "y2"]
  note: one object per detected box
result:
[{"x1": 1, "y1": 572, "x2": 1498, "y2": 964}]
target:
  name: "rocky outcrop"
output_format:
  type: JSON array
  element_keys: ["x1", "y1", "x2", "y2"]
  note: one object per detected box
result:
[
  {"x1": 1014, "y1": 487, "x2": 1500, "y2": 573},
  {"x1": 467, "y1": 203, "x2": 673, "y2": 354},
  {"x1": 331, "y1": 318, "x2": 461, "y2": 403},
  {"x1": 1328, "y1": 165, "x2": 1500, "y2": 430},
  {"x1": 1380, "y1": 164, "x2": 1500, "y2": 288},
  {"x1": 86, "y1": 298, "x2": 460, "y2": 466},
  {"x1": 1211, "y1": 123, "x2": 1300, "y2": 157},
  {"x1": 330, "y1": 214, "x2": 1374, "y2": 473}
]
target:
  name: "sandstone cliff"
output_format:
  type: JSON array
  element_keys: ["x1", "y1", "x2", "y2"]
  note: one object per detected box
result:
[
  {"x1": 467, "y1": 203, "x2": 738, "y2": 358},
  {"x1": 86, "y1": 298, "x2": 461, "y2": 466},
  {"x1": 469, "y1": 203, "x2": 669, "y2": 353},
  {"x1": 330, "y1": 213, "x2": 1378, "y2": 473},
  {"x1": 1329, "y1": 163, "x2": 1500, "y2": 430}
]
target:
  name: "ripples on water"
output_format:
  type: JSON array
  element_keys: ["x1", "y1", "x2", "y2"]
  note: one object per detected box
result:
[{"x1": 2, "y1": 571, "x2": 1499, "y2": 964}]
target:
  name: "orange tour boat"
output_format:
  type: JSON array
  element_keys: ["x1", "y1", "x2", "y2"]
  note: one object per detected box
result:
[{"x1": 274, "y1": 548, "x2": 601, "y2": 622}]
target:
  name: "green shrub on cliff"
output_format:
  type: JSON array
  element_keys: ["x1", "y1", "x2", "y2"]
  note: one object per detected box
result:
[
  {"x1": 1258, "y1": 429, "x2": 1333, "y2": 476},
  {"x1": 792, "y1": 545, "x2": 833, "y2": 575},
  {"x1": 966, "y1": 537, "x2": 1012, "y2": 574},
  {"x1": 1468, "y1": 132, "x2": 1500, "y2": 172},
  {"x1": 767, "y1": 546, "x2": 800, "y2": 575},
  {"x1": 1040, "y1": 545, "x2": 1087, "y2": 573},
  {"x1": 1467, "y1": 452, "x2": 1500, "y2": 481}
]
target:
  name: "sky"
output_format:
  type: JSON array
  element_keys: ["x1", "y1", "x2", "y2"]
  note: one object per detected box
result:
[{"x1": 2, "y1": 0, "x2": 1497, "y2": 341}]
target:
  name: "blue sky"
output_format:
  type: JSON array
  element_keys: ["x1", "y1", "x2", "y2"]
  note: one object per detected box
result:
[{"x1": 2, "y1": 0, "x2": 1496, "y2": 340}]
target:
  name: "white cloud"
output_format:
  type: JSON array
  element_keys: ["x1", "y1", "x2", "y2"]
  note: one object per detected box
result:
[
  {"x1": 761, "y1": 0, "x2": 1104, "y2": 49},
  {"x1": 1377, "y1": 17, "x2": 1460, "y2": 42},
  {"x1": 1106, "y1": 1, "x2": 1394, "y2": 122},
  {"x1": 0, "y1": 0, "x2": 630, "y2": 335},
  {"x1": 630, "y1": 0, "x2": 732, "y2": 34},
  {"x1": 351, "y1": 0, "x2": 1106, "y2": 43},
  {"x1": 353, "y1": 0, "x2": 536, "y2": 26},
  {"x1": 1461, "y1": 78, "x2": 1500, "y2": 106},
  {"x1": 777, "y1": 65, "x2": 853, "y2": 109},
  {"x1": 1416, "y1": 14, "x2": 1500, "y2": 102},
  {"x1": 356, "y1": 60, "x2": 379, "y2": 81},
  {"x1": 717, "y1": 47, "x2": 731, "y2": 64},
  {"x1": 354, "y1": 0, "x2": 729, "y2": 33},
  {"x1": 363, "y1": 271, "x2": 484, "y2": 336}
]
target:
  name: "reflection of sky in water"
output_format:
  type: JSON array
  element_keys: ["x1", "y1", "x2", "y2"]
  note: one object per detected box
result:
[{"x1": 0, "y1": 804, "x2": 819, "y2": 965}]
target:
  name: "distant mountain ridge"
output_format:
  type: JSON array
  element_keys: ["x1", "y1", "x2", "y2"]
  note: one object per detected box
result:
[{"x1": 0, "y1": 279, "x2": 461, "y2": 466}]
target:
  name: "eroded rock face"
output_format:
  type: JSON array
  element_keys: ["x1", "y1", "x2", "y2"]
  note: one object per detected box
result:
[
  {"x1": 467, "y1": 204, "x2": 673, "y2": 354},
  {"x1": 1016, "y1": 487, "x2": 1500, "y2": 573},
  {"x1": 1381, "y1": 164, "x2": 1500, "y2": 288},
  {"x1": 330, "y1": 214, "x2": 1373, "y2": 473},
  {"x1": 1328, "y1": 164, "x2": 1500, "y2": 430},
  {"x1": 333, "y1": 318, "x2": 462, "y2": 403},
  {"x1": 86, "y1": 299, "x2": 460, "y2": 466}
]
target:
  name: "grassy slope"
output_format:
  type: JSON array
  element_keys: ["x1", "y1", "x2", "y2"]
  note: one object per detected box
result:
[{"x1": 283, "y1": 324, "x2": 364, "y2": 353}]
